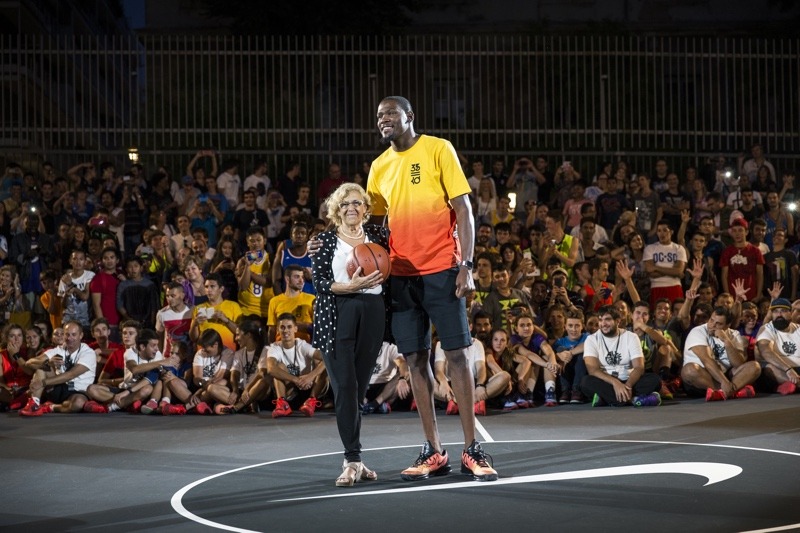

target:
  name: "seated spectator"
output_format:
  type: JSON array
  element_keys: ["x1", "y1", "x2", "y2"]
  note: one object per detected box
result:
[
  {"x1": 93, "y1": 320, "x2": 140, "y2": 389},
  {"x1": 155, "y1": 282, "x2": 193, "y2": 360},
  {"x1": 361, "y1": 341, "x2": 410, "y2": 415},
  {"x1": 511, "y1": 312, "x2": 560, "y2": 407},
  {"x1": 266, "y1": 313, "x2": 327, "y2": 418},
  {"x1": 682, "y1": 306, "x2": 761, "y2": 401},
  {"x1": 86, "y1": 318, "x2": 123, "y2": 378},
  {"x1": 433, "y1": 331, "x2": 502, "y2": 416},
  {"x1": 189, "y1": 194, "x2": 224, "y2": 248},
  {"x1": 161, "y1": 329, "x2": 235, "y2": 415},
  {"x1": 83, "y1": 328, "x2": 171, "y2": 414},
  {"x1": 580, "y1": 305, "x2": 662, "y2": 407},
  {"x1": 481, "y1": 263, "x2": 534, "y2": 332},
  {"x1": 222, "y1": 319, "x2": 273, "y2": 414},
  {"x1": 551, "y1": 309, "x2": 588, "y2": 404},
  {"x1": 630, "y1": 301, "x2": 680, "y2": 400},
  {"x1": 20, "y1": 321, "x2": 97, "y2": 415},
  {"x1": 755, "y1": 298, "x2": 800, "y2": 395},
  {"x1": 0, "y1": 324, "x2": 31, "y2": 409}
]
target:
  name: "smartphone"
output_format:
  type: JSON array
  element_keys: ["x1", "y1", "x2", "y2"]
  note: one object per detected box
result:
[
  {"x1": 199, "y1": 194, "x2": 208, "y2": 203},
  {"x1": 555, "y1": 277, "x2": 565, "y2": 288},
  {"x1": 523, "y1": 250, "x2": 532, "y2": 260},
  {"x1": 246, "y1": 249, "x2": 264, "y2": 263}
]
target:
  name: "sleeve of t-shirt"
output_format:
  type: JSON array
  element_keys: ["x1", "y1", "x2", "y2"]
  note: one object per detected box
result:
[
  {"x1": 584, "y1": 334, "x2": 599, "y2": 359},
  {"x1": 366, "y1": 167, "x2": 388, "y2": 217},
  {"x1": 756, "y1": 325, "x2": 776, "y2": 343},
  {"x1": 684, "y1": 326, "x2": 707, "y2": 353},
  {"x1": 626, "y1": 333, "x2": 644, "y2": 360},
  {"x1": 439, "y1": 140, "x2": 472, "y2": 201},
  {"x1": 677, "y1": 245, "x2": 688, "y2": 263},
  {"x1": 642, "y1": 244, "x2": 654, "y2": 262}
]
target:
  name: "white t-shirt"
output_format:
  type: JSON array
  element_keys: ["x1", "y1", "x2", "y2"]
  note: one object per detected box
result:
[
  {"x1": 231, "y1": 346, "x2": 268, "y2": 387},
  {"x1": 369, "y1": 342, "x2": 401, "y2": 385},
  {"x1": 44, "y1": 343, "x2": 97, "y2": 392},
  {"x1": 756, "y1": 322, "x2": 800, "y2": 367},
  {"x1": 243, "y1": 174, "x2": 271, "y2": 195},
  {"x1": 683, "y1": 324, "x2": 743, "y2": 371},
  {"x1": 217, "y1": 171, "x2": 241, "y2": 208},
  {"x1": 584, "y1": 329, "x2": 643, "y2": 381},
  {"x1": 643, "y1": 241, "x2": 687, "y2": 288},
  {"x1": 123, "y1": 347, "x2": 164, "y2": 382},
  {"x1": 57, "y1": 270, "x2": 96, "y2": 325},
  {"x1": 193, "y1": 347, "x2": 235, "y2": 379},
  {"x1": 434, "y1": 339, "x2": 485, "y2": 379},
  {"x1": 265, "y1": 339, "x2": 317, "y2": 376},
  {"x1": 570, "y1": 224, "x2": 610, "y2": 244}
]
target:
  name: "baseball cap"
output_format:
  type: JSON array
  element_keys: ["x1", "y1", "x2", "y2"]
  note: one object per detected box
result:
[
  {"x1": 730, "y1": 218, "x2": 748, "y2": 230},
  {"x1": 552, "y1": 267, "x2": 569, "y2": 278},
  {"x1": 770, "y1": 298, "x2": 791, "y2": 310}
]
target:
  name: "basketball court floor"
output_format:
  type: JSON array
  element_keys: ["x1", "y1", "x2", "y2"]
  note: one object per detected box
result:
[{"x1": 2, "y1": 393, "x2": 799, "y2": 533}]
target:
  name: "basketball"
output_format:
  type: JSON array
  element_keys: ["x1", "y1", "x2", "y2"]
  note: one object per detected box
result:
[{"x1": 345, "y1": 242, "x2": 391, "y2": 279}]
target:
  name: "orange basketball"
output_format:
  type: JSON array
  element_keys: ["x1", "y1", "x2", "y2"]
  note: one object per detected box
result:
[{"x1": 345, "y1": 242, "x2": 391, "y2": 279}]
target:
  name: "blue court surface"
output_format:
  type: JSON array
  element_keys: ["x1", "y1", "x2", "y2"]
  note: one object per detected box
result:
[{"x1": 2, "y1": 394, "x2": 798, "y2": 533}]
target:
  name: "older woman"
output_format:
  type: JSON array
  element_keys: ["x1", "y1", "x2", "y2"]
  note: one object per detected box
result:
[{"x1": 312, "y1": 183, "x2": 388, "y2": 487}]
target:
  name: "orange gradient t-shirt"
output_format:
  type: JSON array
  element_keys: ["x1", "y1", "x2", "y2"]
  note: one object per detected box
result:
[{"x1": 367, "y1": 135, "x2": 471, "y2": 276}]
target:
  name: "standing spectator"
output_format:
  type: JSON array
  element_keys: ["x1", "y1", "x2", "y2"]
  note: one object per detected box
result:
[
  {"x1": 277, "y1": 160, "x2": 302, "y2": 207},
  {"x1": 266, "y1": 265, "x2": 315, "y2": 342},
  {"x1": 236, "y1": 226, "x2": 274, "y2": 319},
  {"x1": 217, "y1": 159, "x2": 242, "y2": 209},
  {"x1": 189, "y1": 195, "x2": 224, "y2": 248},
  {"x1": 763, "y1": 190, "x2": 794, "y2": 249},
  {"x1": 506, "y1": 157, "x2": 544, "y2": 220},
  {"x1": 11, "y1": 213, "x2": 57, "y2": 315},
  {"x1": 59, "y1": 251, "x2": 95, "y2": 333},
  {"x1": 489, "y1": 157, "x2": 509, "y2": 198},
  {"x1": 739, "y1": 142, "x2": 776, "y2": 185},
  {"x1": 89, "y1": 247, "x2": 123, "y2": 339},
  {"x1": 243, "y1": 159, "x2": 270, "y2": 198},
  {"x1": 232, "y1": 189, "x2": 269, "y2": 251},
  {"x1": 272, "y1": 221, "x2": 314, "y2": 295},
  {"x1": 720, "y1": 218, "x2": 764, "y2": 301},
  {"x1": 660, "y1": 173, "x2": 691, "y2": 230},
  {"x1": 119, "y1": 177, "x2": 146, "y2": 258},
  {"x1": 643, "y1": 220, "x2": 687, "y2": 309},
  {"x1": 632, "y1": 174, "x2": 663, "y2": 242},
  {"x1": 596, "y1": 175, "x2": 631, "y2": 230},
  {"x1": 763, "y1": 228, "x2": 797, "y2": 300},
  {"x1": 316, "y1": 163, "x2": 346, "y2": 205},
  {"x1": 116, "y1": 257, "x2": 159, "y2": 329}
]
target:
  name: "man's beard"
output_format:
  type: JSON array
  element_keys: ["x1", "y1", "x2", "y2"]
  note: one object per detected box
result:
[{"x1": 601, "y1": 327, "x2": 618, "y2": 338}]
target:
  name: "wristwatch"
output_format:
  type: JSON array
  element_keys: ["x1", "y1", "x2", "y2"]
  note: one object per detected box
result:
[{"x1": 458, "y1": 260, "x2": 474, "y2": 270}]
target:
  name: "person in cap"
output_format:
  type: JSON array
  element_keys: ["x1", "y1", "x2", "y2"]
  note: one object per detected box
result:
[
  {"x1": 755, "y1": 298, "x2": 800, "y2": 395},
  {"x1": 682, "y1": 305, "x2": 761, "y2": 401},
  {"x1": 720, "y1": 217, "x2": 764, "y2": 301}
]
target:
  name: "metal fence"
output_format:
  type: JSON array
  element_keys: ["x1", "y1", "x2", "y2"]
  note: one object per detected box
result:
[{"x1": 2, "y1": 34, "x2": 799, "y2": 183}]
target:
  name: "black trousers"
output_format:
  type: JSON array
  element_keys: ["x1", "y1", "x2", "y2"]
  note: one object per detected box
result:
[
  {"x1": 323, "y1": 293, "x2": 385, "y2": 462},
  {"x1": 580, "y1": 373, "x2": 662, "y2": 406}
]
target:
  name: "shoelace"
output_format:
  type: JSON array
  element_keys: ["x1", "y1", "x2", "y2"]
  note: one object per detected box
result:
[{"x1": 467, "y1": 448, "x2": 493, "y2": 467}]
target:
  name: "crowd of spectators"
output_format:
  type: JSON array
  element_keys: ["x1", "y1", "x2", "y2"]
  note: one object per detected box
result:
[{"x1": 1, "y1": 143, "x2": 798, "y2": 417}]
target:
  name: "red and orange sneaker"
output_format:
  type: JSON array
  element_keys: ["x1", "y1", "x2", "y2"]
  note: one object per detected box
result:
[
  {"x1": 272, "y1": 397, "x2": 292, "y2": 418},
  {"x1": 161, "y1": 403, "x2": 187, "y2": 416},
  {"x1": 705, "y1": 388, "x2": 727, "y2": 402},
  {"x1": 19, "y1": 398, "x2": 42, "y2": 417},
  {"x1": 83, "y1": 400, "x2": 109, "y2": 414},
  {"x1": 461, "y1": 440, "x2": 498, "y2": 481},
  {"x1": 445, "y1": 399, "x2": 459, "y2": 415},
  {"x1": 473, "y1": 400, "x2": 486, "y2": 416},
  {"x1": 299, "y1": 397, "x2": 321, "y2": 417},
  {"x1": 734, "y1": 385, "x2": 756, "y2": 399},
  {"x1": 777, "y1": 381, "x2": 797, "y2": 395},
  {"x1": 400, "y1": 440, "x2": 451, "y2": 481}
]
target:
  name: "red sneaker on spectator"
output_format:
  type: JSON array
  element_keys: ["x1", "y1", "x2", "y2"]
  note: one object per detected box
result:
[
  {"x1": 161, "y1": 403, "x2": 187, "y2": 415},
  {"x1": 734, "y1": 385, "x2": 756, "y2": 399},
  {"x1": 272, "y1": 397, "x2": 292, "y2": 418},
  {"x1": 299, "y1": 397, "x2": 321, "y2": 417},
  {"x1": 445, "y1": 400, "x2": 459, "y2": 415},
  {"x1": 83, "y1": 401, "x2": 109, "y2": 414},
  {"x1": 777, "y1": 381, "x2": 797, "y2": 395}
]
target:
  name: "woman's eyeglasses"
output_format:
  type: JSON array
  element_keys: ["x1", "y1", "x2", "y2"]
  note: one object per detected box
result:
[{"x1": 339, "y1": 200, "x2": 364, "y2": 210}]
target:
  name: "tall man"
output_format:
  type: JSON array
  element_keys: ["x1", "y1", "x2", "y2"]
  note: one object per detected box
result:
[
  {"x1": 366, "y1": 96, "x2": 497, "y2": 481},
  {"x1": 643, "y1": 220, "x2": 687, "y2": 309}
]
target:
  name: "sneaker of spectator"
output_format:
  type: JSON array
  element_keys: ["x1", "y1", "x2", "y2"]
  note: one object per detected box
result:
[
  {"x1": 299, "y1": 397, "x2": 321, "y2": 417},
  {"x1": 777, "y1": 381, "x2": 797, "y2": 395},
  {"x1": 473, "y1": 400, "x2": 486, "y2": 416},
  {"x1": 734, "y1": 385, "x2": 756, "y2": 399},
  {"x1": 445, "y1": 399, "x2": 459, "y2": 415},
  {"x1": 705, "y1": 388, "x2": 727, "y2": 402},
  {"x1": 272, "y1": 397, "x2": 292, "y2": 418},
  {"x1": 633, "y1": 392, "x2": 662, "y2": 407}
]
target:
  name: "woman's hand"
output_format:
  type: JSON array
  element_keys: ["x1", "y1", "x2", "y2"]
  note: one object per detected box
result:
[{"x1": 349, "y1": 267, "x2": 383, "y2": 290}]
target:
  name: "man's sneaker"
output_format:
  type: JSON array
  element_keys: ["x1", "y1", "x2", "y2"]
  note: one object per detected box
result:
[
  {"x1": 474, "y1": 400, "x2": 486, "y2": 416},
  {"x1": 140, "y1": 399, "x2": 158, "y2": 415},
  {"x1": 410, "y1": 399, "x2": 417, "y2": 411},
  {"x1": 515, "y1": 393, "x2": 531, "y2": 409},
  {"x1": 83, "y1": 400, "x2": 109, "y2": 414},
  {"x1": 734, "y1": 385, "x2": 756, "y2": 399},
  {"x1": 375, "y1": 401, "x2": 391, "y2": 414},
  {"x1": 705, "y1": 388, "x2": 727, "y2": 402},
  {"x1": 20, "y1": 398, "x2": 42, "y2": 417},
  {"x1": 362, "y1": 401, "x2": 378, "y2": 415},
  {"x1": 194, "y1": 401, "x2": 212, "y2": 415},
  {"x1": 777, "y1": 381, "x2": 797, "y2": 395},
  {"x1": 502, "y1": 397, "x2": 519, "y2": 411},
  {"x1": 400, "y1": 440, "x2": 451, "y2": 481},
  {"x1": 128, "y1": 400, "x2": 142, "y2": 413},
  {"x1": 591, "y1": 393, "x2": 607, "y2": 407},
  {"x1": 445, "y1": 399, "x2": 459, "y2": 415},
  {"x1": 570, "y1": 391, "x2": 585, "y2": 404},
  {"x1": 659, "y1": 382, "x2": 674, "y2": 401},
  {"x1": 559, "y1": 390, "x2": 572, "y2": 404},
  {"x1": 633, "y1": 391, "x2": 662, "y2": 407},
  {"x1": 544, "y1": 388, "x2": 557, "y2": 407},
  {"x1": 161, "y1": 403, "x2": 187, "y2": 415},
  {"x1": 667, "y1": 377, "x2": 684, "y2": 394},
  {"x1": 300, "y1": 397, "x2": 321, "y2": 417},
  {"x1": 461, "y1": 440, "x2": 498, "y2": 482},
  {"x1": 272, "y1": 397, "x2": 292, "y2": 418}
]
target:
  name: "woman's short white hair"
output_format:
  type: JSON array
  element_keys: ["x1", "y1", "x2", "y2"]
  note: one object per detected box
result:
[{"x1": 325, "y1": 183, "x2": 371, "y2": 227}]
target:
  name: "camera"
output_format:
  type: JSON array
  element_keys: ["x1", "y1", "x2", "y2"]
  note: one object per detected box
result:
[{"x1": 554, "y1": 277, "x2": 565, "y2": 288}]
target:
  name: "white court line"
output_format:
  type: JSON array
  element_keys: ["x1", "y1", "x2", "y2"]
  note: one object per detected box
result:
[
  {"x1": 474, "y1": 416, "x2": 494, "y2": 442},
  {"x1": 171, "y1": 439, "x2": 800, "y2": 533}
]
